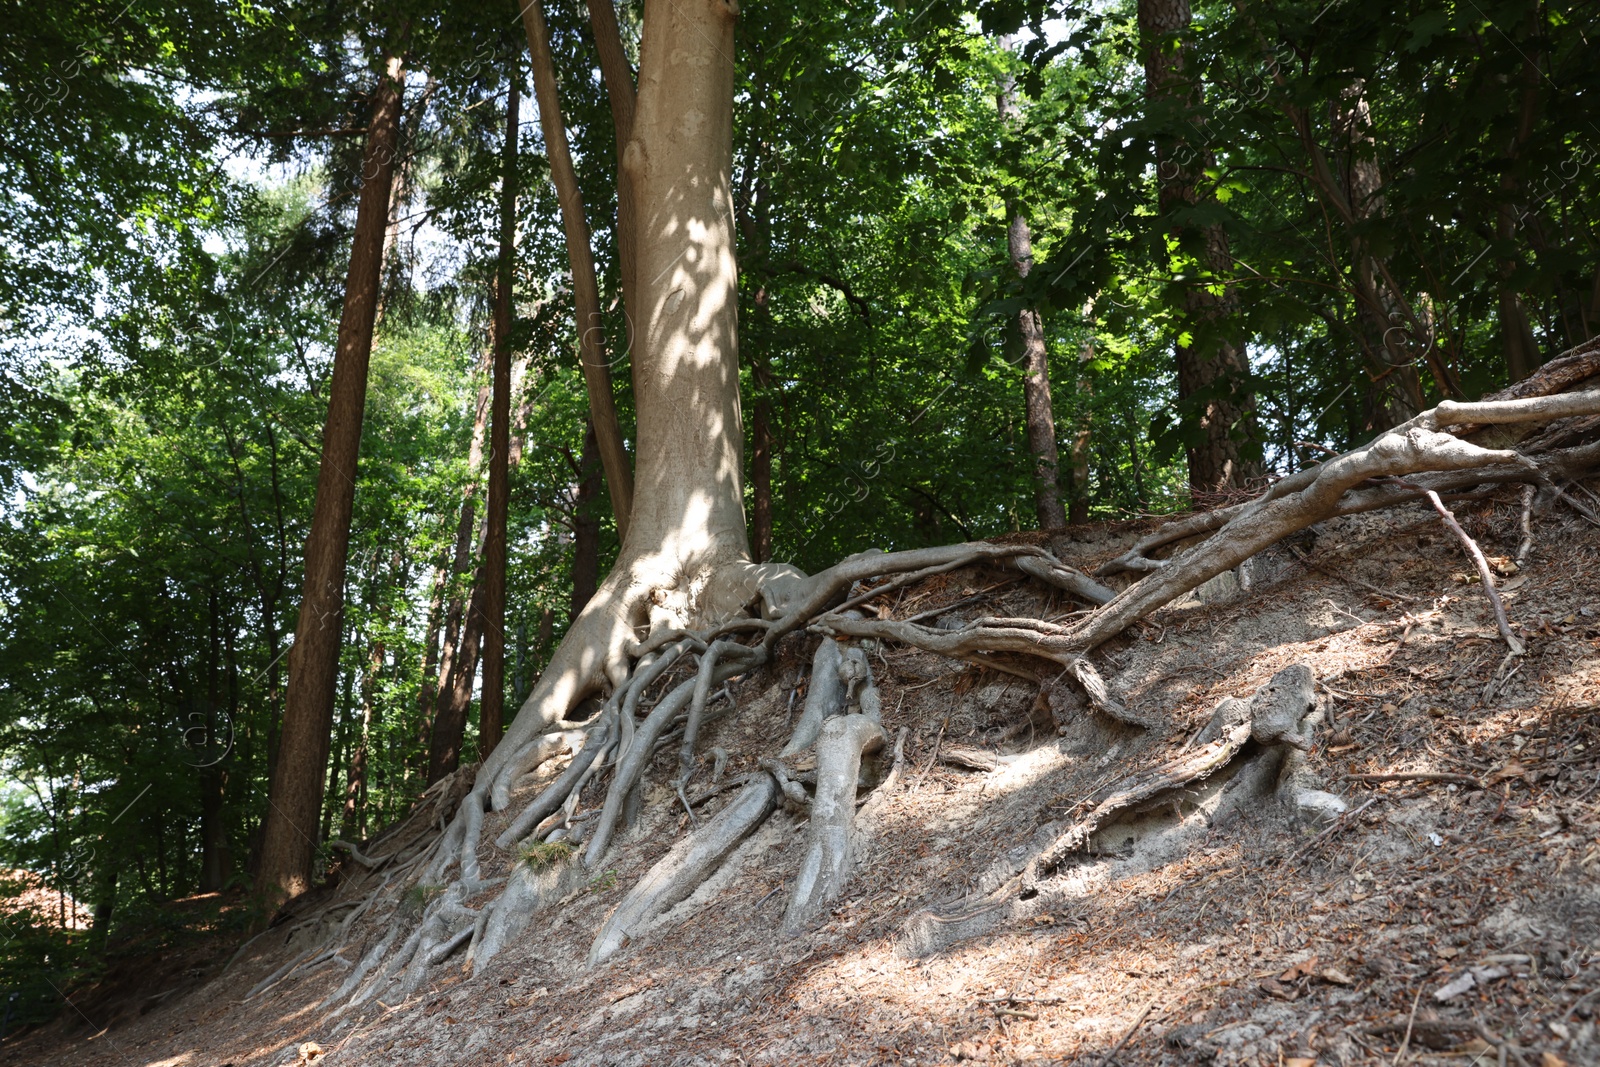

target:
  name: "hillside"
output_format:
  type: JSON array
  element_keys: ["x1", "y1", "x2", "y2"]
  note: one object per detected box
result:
[{"x1": 6, "y1": 493, "x2": 1599, "y2": 1067}]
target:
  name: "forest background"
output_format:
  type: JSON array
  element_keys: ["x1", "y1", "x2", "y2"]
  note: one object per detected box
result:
[{"x1": 0, "y1": 0, "x2": 1594, "y2": 1028}]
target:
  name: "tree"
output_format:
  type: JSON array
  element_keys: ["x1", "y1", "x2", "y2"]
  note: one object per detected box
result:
[
  {"x1": 521, "y1": 0, "x2": 635, "y2": 543},
  {"x1": 478, "y1": 62, "x2": 520, "y2": 763},
  {"x1": 997, "y1": 41, "x2": 1066, "y2": 529},
  {"x1": 1137, "y1": 0, "x2": 1259, "y2": 493},
  {"x1": 257, "y1": 53, "x2": 407, "y2": 903}
]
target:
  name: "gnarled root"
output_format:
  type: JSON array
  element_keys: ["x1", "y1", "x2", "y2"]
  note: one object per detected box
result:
[
  {"x1": 813, "y1": 614, "x2": 1145, "y2": 727},
  {"x1": 782, "y1": 713, "x2": 887, "y2": 931},
  {"x1": 588, "y1": 773, "x2": 779, "y2": 966},
  {"x1": 902, "y1": 665, "x2": 1322, "y2": 957}
]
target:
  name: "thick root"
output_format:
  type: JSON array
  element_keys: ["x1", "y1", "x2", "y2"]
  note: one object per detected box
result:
[
  {"x1": 814, "y1": 614, "x2": 1146, "y2": 727},
  {"x1": 588, "y1": 773, "x2": 779, "y2": 966},
  {"x1": 782, "y1": 713, "x2": 887, "y2": 931},
  {"x1": 780, "y1": 636, "x2": 848, "y2": 756},
  {"x1": 902, "y1": 665, "x2": 1322, "y2": 957},
  {"x1": 584, "y1": 640, "x2": 765, "y2": 867}
]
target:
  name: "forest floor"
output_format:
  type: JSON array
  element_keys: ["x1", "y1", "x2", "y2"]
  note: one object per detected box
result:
[{"x1": 7, "y1": 486, "x2": 1600, "y2": 1067}]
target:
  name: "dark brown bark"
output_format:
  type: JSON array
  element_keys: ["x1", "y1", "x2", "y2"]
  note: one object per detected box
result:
[
  {"x1": 428, "y1": 572, "x2": 487, "y2": 783},
  {"x1": 1137, "y1": 0, "x2": 1259, "y2": 493},
  {"x1": 480, "y1": 73, "x2": 519, "y2": 762},
  {"x1": 570, "y1": 420, "x2": 602, "y2": 618},
  {"x1": 522, "y1": 0, "x2": 635, "y2": 545},
  {"x1": 1328, "y1": 81, "x2": 1433, "y2": 427},
  {"x1": 256, "y1": 55, "x2": 405, "y2": 904},
  {"x1": 1069, "y1": 330, "x2": 1094, "y2": 525},
  {"x1": 424, "y1": 354, "x2": 493, "y2": 777},
  {"x1": 1496, "y1": 14, "x2": 1544, "y2": 383},
  {"x1": 1010, "y1": 214, "x2": 1065, "y2": 528}
]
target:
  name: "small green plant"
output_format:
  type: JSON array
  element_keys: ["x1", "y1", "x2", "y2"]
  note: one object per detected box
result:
[
  {"x1": 519, "y1": 839, "x2": 576, "y2": 870},
  {"x1": 587, "y1": 869, "x2": 618, "y2": 893},
  {"x1": 401, "y1": 882, "x2": 446, "y2": 914}
]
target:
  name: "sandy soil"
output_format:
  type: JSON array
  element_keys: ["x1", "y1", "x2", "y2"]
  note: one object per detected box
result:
[{"x1": 8, "y1": 488, "x2": 1599, "y2": 1067}]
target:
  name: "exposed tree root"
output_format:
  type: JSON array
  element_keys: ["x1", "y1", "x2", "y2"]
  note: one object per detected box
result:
[
  {"x1": 587, "y1": 773, "x2": 778, "y2": 966},
  {"x1": 900, "y1": 666, "x2": 1323, "y2": 957},
  {"x1": 307, "y1": 373, "x2": 1600, "y2": 1004},
  {"x1": 783, "y1": 712, "x2": 887, "y2": 931},
  {"x1": 814, "y1": 613, "x2": 1145, "y2": 727}
]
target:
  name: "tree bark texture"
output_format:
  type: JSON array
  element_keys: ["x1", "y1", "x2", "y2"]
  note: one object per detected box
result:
[
  {"x1": 1137, "y1": 0, "x2": 1259, "y2": 493},
  {"x1": 521, "y1": 0, "x2": 635, "y2": 545},
  {"x1": 257, "y1": 55, "x2": 404, "y2": 903}
]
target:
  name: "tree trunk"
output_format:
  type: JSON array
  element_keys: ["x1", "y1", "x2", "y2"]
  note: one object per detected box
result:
[
  {"x1": 199, "y1": 585, "x2": 229, "y2": 894},
  {"x1": 585, "y1": 0, "x2": 640, "y2": 352},
  {"x1": 1011, "y1": 215, "x2": 1065, "y2": 528},
  {"x1": 257, "y1": 54, "x2": 405, "y2": 904},
  {"x1": 570, "y1": 420, "x2": 602, "y2": 617},
  {"x1": 480, "y1": 73, "x2": 519, "y2": 762},
  {"x1": 997, "y1": 57, "x2": 1066, "y2": 529},
  {"x1": 1069, "y1": 329, "x2": 1094, "y2": 525},
  {"x1": 1496, "y1": 19, "x2": 1545, "y2": 383},
  {"x1": 1327, "y1": 80, "x2": 1430, "y2": 428},
  {"x1": 423, "y1": 356, "x2": 493, "y2": 776},
  {"x1": 429, "y1": 573, "x2": 486, "y2": 782},
  {"x1": 485, "y1": 0, "x2": 746, "y2": 784},
  {"x1": 1137, "y1": 0, "x2": 1259, "y2": 493},
  {"x1": 521, "y1": 0, "x2": 635, "y2": 543}
]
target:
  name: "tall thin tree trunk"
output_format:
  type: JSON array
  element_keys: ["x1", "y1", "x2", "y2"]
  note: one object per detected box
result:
[
  {"x1": 428, "y1": 575, "x2": 487, "y2": 782},
  {"x1": 1069, "y1": 329, "x2": 1095, "y2": 525},
  {"x1": 522, "y1": 0, "x2": 634, "y2": 544},
  {"x1": 1137, "y1": 0, "x2": 1259, "y2": 494},
  {"x1": 997, "y1": 53, "x2": 1066, "y2": 529},
  {"x1": 480, "y1": 71, "x2": 519, "y2": 762},
  {"x1": 424, "y1": 354, "x2": 492, "y2": 776},
  {"x1": 199, "y1": 584, "x2": 229, "y2": 893},
  {"x1": 257, "y1": 54, "x2": 405, "y2": 904},
  {"x1": 1328, "y1": 80, "x2": 1431, "y2": 427},
  {"x1": 585, "y1": 0, "x2": 639, "y2": 353}
]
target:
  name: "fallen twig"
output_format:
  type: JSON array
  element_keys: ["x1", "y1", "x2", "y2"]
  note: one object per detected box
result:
[
  {"x1": 1421, "y1": 489, "x2": 1525, "y2": 655},
  {"x1": 1291, "y1": 797, "x2": 1382, "y2": 860},
  {"x1": 1394, "y1": 988, "x2": 1422, "y2": 1065},
  {"x1": 1515, "y1": 484, "x2": 1535, "y2": 567},
  {"x1": 1344, "y1": 771, "x2": 1486, "y2": 789},
  {"x1": 1090, "y1": 995, "x2": 1160, "y2": 1067}
]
